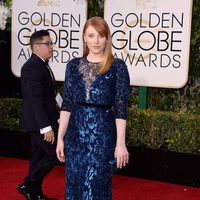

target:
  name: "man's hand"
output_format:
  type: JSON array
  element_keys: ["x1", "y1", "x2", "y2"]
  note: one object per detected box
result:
[{"x1": 44, "y1": 130, "x2": 55, "y2": 144}]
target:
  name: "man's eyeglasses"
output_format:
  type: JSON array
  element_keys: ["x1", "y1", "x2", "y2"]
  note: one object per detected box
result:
[{"x1": 35, "y1": 41, "x2": 54, "y2": 47}]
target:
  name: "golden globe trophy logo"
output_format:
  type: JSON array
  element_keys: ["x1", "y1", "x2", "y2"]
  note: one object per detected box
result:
[
  {"x1": 37, "y1": 0, "x2": 61, "y2": 6},
  {"x1": 11, "y1": 0, "x2": 87, "y2": 81},
  {"x1": 104, "y1": 0, "x2": 193, "y2": 88}
]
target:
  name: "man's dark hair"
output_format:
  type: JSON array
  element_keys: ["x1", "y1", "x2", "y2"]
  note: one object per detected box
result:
[{"x1": 30, "y1": 29, "x2": 50, "y2": 50}]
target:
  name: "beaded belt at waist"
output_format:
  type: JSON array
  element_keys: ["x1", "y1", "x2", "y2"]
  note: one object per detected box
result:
[{"x1": 75, "y1": 102, "x2": 113, "y2": 109}]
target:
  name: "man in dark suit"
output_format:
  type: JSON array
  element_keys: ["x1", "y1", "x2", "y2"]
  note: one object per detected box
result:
[{"x1": 18, "y1": 30, "x2": 59, "y2": 200}]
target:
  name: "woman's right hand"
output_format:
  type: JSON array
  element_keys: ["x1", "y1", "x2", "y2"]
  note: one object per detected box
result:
[{"x1": 56, "y1": 139, "x2": 65, "y2": 162}]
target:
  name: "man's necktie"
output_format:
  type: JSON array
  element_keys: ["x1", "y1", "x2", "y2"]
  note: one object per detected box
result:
[{"x1": 45, "y1": 61, "x2": 57, "y2": 95}]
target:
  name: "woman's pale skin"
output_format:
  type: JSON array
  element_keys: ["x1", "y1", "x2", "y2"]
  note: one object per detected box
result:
[{"x1": 56, "y1": 25, "x2": 129, "y2": 168}]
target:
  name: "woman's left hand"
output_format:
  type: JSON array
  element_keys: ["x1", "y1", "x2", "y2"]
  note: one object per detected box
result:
[{"x1": 114, "y1": 145, "x2": 129, "y2": 169}]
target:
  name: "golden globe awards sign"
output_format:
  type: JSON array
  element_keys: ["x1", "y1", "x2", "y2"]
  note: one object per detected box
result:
[
  {"x1": 104, "y1": 0, "x2": 193, "y2": 88},
  {"x1": 11, "y1": 0, "x2": 87, "y2": 81}
]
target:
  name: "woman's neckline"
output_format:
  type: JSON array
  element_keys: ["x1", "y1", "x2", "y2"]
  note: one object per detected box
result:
[{"x1": 86, "y1": 56, "x2": 102, "y2": 64}]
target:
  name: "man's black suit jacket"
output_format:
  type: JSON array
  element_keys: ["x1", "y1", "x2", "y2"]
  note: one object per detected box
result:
[{"x1": 20, "y1": 53, "x2": 59, "y2": 132}]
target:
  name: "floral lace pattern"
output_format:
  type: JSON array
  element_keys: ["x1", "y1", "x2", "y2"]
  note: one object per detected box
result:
[{"x1": 78, "y1": 59, "x2": 101, "y2": 100}]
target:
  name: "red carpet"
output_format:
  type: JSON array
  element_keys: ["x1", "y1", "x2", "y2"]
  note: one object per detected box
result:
[{"x1": 0, "y1": 157, "x2": 200, "y2": 200}]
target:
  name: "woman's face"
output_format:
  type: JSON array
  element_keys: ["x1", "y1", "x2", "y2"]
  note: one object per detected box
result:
[{"x1": 84, "y1": 25, "x2": 107, "y2": 56}]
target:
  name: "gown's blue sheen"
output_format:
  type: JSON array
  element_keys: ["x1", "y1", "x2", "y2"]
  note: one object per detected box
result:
[{"x1": 61, "y1": 57, "x2": 130, "y2": 200}]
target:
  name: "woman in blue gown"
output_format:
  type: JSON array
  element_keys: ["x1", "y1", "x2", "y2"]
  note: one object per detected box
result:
[{"x1": 56, "y1": 16, "x2": 130, "y2": 200}]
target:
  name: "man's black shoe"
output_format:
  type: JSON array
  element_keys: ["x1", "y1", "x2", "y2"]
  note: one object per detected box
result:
[
  {"x1": 37, "y1": 194, "x2": 58, "y2": 200},
  {"x1": 17, "y1": 184, "x2": 35, "y2": 200}
]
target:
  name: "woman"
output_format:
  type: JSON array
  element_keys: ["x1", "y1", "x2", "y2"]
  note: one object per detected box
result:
[{"x1": 56, "y1": 16, "x2": 130, "y2": 200}]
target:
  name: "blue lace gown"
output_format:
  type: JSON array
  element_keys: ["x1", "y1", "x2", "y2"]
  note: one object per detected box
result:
[{"x1": 61, "y1": 57, "x2": 130, "y2": 200}]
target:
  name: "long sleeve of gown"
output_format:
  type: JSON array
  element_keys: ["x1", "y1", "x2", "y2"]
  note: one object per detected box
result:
[
  {"x1": 61, "y1": 61, "x2": 74, "y2": 112},
  {"x1": 114, "y1": 59, "x2": 130, "y2": 119}
]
